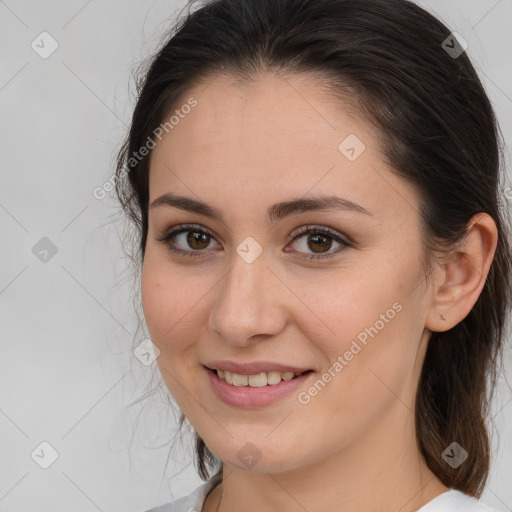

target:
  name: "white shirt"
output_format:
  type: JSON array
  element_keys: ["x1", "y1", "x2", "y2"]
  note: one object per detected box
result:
[{"x1": 144, "y1": 476, "x2": 503, "y2": 512}]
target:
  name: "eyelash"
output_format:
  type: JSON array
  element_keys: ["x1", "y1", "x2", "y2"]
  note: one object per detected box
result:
[{"x1": 156, "y1": 223, "x2": 352, "y2": 261}]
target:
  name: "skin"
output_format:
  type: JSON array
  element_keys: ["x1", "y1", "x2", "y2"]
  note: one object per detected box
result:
[{"x1": 141, "y1": 72, "x2": 498, "y2": 512}]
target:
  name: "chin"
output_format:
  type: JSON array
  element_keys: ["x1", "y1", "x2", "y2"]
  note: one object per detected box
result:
[{"x1": 211, "y1": 439, "x2": 309, "y2": 475}]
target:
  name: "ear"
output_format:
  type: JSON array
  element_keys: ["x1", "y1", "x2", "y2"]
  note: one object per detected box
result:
[{"x1": 426, "y1": 213, "x2": 498, "y2": 332}]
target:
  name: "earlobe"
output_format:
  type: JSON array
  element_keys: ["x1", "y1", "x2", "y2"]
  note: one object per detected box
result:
[{"x1": 425, "y1": 213, "x2": 498, "y2": 333}]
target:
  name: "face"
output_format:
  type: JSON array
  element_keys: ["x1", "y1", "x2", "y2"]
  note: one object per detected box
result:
[{"x1": 142, "y1": 72, "x2": 434, "y2": 473}]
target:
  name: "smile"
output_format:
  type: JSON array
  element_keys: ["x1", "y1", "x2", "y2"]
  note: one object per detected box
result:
[
  {"x1": 212, "y1": 368, "x2": 307, "y2": 387},
  {"x1": 205, "y1": 366, "x2": 315, "y2": 408}
]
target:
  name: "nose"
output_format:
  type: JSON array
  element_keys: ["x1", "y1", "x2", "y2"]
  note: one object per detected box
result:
[{"x1": 207, "y1": 247, "x2": 288, "y2": 347}]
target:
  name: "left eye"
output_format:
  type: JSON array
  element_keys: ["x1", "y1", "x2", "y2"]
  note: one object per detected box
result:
[
  {"x1": 156, "y1": 224, "x2": 351, "y2": 260},
  {"x1": 287, "y1": 225, "x2": 351, "y2": 260}
]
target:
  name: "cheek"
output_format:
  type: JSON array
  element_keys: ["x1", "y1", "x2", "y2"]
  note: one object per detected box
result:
[
  {"x1": 141, "y1": 260, "x2": 202, "y2": 401},
  {"x1": 297, "y1": 258, "x2": 422, "y2": 390},
  {"x1": 294, "y1": 264, "x2": 401, "y2": 352},
  {"x1": 141, "y1": 264, "x2": 167, "y2": 341},
  {"x1": 141, "y1": 255, "x2": 196, "y2": 354}
]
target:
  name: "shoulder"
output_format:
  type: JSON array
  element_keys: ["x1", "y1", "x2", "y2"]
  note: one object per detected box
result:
[
  {"x1": 144, "y1": 475, "x2": 222, "y2": 512},
  {"x1": 417, "y1": 489, "x2": 503, "y2": 512}
]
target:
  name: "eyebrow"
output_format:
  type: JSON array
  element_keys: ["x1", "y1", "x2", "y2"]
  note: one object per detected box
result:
[{"x1": 149, "y1": 192, "x2": 372, "y2": 223}]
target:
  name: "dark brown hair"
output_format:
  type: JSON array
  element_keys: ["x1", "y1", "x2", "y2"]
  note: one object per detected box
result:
[{"x1": 115, "y1": 0, "x2": 512, "y2": 496}]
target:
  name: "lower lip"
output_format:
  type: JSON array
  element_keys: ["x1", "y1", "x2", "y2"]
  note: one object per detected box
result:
[{"x1": 205, "y1": 366, "x2": 314, "y2": 408}]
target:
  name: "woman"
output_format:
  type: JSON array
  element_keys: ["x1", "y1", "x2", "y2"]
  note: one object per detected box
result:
[{"x1": 114, "y1": 0, "x2": 512, "y2": 510}]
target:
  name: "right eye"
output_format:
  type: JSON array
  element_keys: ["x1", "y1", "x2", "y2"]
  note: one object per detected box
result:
[{"x1": 156, "y1": 223, "x2": 222, "y2": 257}]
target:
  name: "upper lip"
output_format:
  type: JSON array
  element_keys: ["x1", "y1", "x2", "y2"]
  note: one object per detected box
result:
[{"x1": 204, "y1": 360, "x2": 312, "y2": 375}]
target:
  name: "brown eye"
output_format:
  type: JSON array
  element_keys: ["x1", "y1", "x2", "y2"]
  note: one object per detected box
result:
[
  {"x1": 156, "y1": 224, "x2": 221, "y2": 257},
  {"x1": 186, "y1": 231, "x2": 211, "y2": 250},
  {"x1": 288, "y1": 225, "x2": 351, "y2": 261},
  {"x1": 305, "y1": 233, "x2": 333, "y2": 253}
]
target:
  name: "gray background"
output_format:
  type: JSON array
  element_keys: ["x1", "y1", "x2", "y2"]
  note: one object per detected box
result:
[{"x1": 1, "y1": 1, "x2": 511, "y2": 511}]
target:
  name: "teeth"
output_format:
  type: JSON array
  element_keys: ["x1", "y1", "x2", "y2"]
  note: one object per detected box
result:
[
  {"x1": 248, "y1": 373, "x2": 267, "y2": 387},
  {"x1": 216, "y1": 369, "x2": 304, "y2": 387},
  {"x1": 232, "y1": 373, "x2": 248, "y2": 386},
  {"x1": 267, "y1": 371, "x2": 282, "y2": 385}
]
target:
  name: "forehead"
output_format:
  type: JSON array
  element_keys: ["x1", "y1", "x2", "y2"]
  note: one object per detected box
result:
[{"x1": 148, "y1": 72, "x2": 419, "y2": 223}]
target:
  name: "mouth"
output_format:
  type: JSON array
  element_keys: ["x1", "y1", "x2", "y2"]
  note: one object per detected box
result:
[{"x1": 204, "y1": 366, "x2": 313, "y2": 387}]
